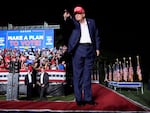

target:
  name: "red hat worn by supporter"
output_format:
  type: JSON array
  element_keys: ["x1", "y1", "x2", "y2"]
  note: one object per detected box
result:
[
  {"x1": 74, "y1": 6, "x2": 85, "y2": 14},
  {"x1": 28, "y1": 65, "x2": 33, "y2": 71}
]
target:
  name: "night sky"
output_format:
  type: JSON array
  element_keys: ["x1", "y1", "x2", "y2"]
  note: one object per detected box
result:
[{"x1": 0, "y1": 1, "x2": 149, "y2": 79}]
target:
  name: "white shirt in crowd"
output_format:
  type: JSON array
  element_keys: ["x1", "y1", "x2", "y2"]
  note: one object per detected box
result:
[
  {"x1": 40, "y1": 72, "x2": 44, "y2": 84},
  {"x1": 28, "y1": 72, "x2": 32, "y2": 83}
]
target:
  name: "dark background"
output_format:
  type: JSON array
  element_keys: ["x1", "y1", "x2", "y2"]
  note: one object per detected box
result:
[{"x1": 0, "y1": 0, "x2": 149, "y2": 81}]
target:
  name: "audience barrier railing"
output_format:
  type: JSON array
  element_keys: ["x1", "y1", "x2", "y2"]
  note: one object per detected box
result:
[{"x1": 0, "y1": 68, "x2": 100, "y2": 95}]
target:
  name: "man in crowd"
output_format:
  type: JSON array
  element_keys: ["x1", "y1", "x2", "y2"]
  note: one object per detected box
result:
[
  {"x1": 25, "y1": 65, "x2": 36, "y2": 100},
  {"x1": 37, "y1": 66, "x2": 49, "y2": 100}
]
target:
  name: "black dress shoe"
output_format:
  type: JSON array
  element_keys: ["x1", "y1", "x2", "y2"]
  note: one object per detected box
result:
[
  {"x1": 76, "y1": 101, "x2": 85, "y2": 106},
  {"x1": 84, "y1": 100, "x2": 97, "y2": 105}
]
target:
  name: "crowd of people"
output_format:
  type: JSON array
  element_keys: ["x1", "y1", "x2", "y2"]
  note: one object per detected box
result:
[
  {"x1": 0, "y1": 45, "x2": 67, "y2": 71},
  {"x1": 0, "y1": 46, "x2": 68, "y2": 100}
]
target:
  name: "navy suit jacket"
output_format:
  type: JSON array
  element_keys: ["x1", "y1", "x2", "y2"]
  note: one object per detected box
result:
[{"x1": 67, "y1": 18, "x2": 100, "y2": 54}]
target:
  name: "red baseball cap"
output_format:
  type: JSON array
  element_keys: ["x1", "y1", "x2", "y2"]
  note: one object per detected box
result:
[
  {"x1": 28, "y1": 65, "x2": 33, "y2": 71},
  {"x1": 74, "y1": 6, "x2": 85, "y2": 14}
]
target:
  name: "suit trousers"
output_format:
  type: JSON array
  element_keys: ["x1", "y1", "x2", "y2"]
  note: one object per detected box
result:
[
  {"x1": 72, "y1": 44, "x2": 95, "y2": 102},
  {"x1": 39, "y1": 86, "x2": 48, "y2": 100}
]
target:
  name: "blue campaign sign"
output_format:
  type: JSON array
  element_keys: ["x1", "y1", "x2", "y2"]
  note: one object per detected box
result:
[
  {"x1": 0, "y1": 29, "x2": 54, "y2": 50},
  {"x1": 0, "y1": 31, "x2": 6, "y2": 49}
]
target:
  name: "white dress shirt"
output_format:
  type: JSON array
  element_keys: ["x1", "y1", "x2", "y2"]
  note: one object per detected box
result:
[
  {"x1": 79, "y1": 19, "x2": 92, "y2": 43},
  {"x1": 40, "y1": 72, "x2": 44, "y2": 84},
  {"x1": 28, "y1": 72, "x2": 32, "y2": 83}
]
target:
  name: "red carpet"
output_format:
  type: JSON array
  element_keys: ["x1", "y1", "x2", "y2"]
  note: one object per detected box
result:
[{"x1": 0, "y1": 83, "x2": 149, "y2": 112}]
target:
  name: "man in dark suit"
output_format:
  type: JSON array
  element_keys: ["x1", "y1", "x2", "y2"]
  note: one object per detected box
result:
[
  {"x1": 63, "y1": 6, "x2": 100, "y2": 106},
  {"x1": 25, "y1": 65, "x2": 36, "y2": 100},
  {"x1": 37, "y1": 66, "x2": 49, "y2": 100}
]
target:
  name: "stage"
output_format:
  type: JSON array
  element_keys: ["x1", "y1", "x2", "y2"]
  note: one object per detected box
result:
[{"x1": 0, "y1": 83, "x2": 149, "y2": 113}]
